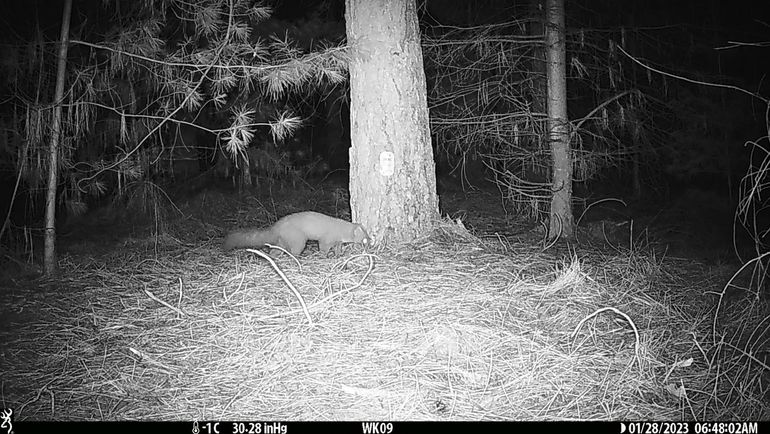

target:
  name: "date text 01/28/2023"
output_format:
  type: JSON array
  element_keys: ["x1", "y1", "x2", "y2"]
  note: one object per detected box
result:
[{"x1": 620, "y1": 422, "x2": 759, "y2": 434}]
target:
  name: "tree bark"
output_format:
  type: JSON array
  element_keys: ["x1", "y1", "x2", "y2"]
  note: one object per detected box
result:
[
  {"x1": 345, "y1": 0, "x2": 439, "y2": 245},
  {"x1": 44, "y1": 0, "x2": 73, "y2": 276},
  {"x1": 546, "y1": 0, "x2": 573, "y2": 240}
]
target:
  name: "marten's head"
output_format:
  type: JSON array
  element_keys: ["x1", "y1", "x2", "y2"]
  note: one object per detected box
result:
[{"x1": 351, "y1": 224, "x2": 371, "y2": 246}]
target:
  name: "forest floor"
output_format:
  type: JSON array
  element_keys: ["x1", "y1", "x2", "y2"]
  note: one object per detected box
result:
[{"x1": 0, "y1": 177, "x2": 768, "y2": 421}]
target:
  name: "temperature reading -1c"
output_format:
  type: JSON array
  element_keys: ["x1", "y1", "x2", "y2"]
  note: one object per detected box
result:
[{"x1": 201, "y1": 422, "x2": 220, "y2": 434}]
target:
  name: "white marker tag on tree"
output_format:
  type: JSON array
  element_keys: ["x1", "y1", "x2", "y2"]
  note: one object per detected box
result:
[{"x1": 379, "y1": 151, "x2": 395, "y2": 176}]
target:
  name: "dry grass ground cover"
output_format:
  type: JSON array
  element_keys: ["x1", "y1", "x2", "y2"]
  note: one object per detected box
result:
[{"x1": 1, "y1": 188, "x2": 768, "y2": 420}]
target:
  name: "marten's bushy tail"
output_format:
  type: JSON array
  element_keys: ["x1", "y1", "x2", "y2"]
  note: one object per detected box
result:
[{"x1": 222, "y1": 229, "x2": 277, "y2": 251}]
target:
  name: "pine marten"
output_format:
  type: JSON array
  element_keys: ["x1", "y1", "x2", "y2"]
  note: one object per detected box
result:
[{"x1": 223, "y1": 211, "x2": 370, "y2": 256}]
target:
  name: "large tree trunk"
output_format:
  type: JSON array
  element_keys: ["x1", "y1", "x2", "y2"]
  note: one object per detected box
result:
[
  {"x1": 546, "y1": 0, "x2": 573, "y2": 240},
  {"x1": 44, "y1": 0, "x2": 72, "y2": 276},
  {"x1": 345, "y1": 0, "x2": 439, "y2": 245}
]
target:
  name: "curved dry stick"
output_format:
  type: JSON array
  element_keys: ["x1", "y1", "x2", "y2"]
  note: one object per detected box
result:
[
  {"x1": 257, "y1": 253, "x2": 377, "y2": 321},
  {"x1": 543, "y1": 213, "x2": 562, "y2": 251},
  {"x1": 247, "y1": 248, "x2": 313, "y2": 326},
  {"x1": 264, "y1": 243, "x2": 302, "y2": 271},
  {"x1": 314, "y1": 254, "x2": 376, "y2": 304},
  {"x1": 571, "y1": 306, "x2": 642, "y2": 373},
  {"x1": 576, "y1": 197, "x2": 627, "y2": 227}
]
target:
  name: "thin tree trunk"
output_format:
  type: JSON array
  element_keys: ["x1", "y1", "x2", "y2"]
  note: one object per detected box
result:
[
  {"x1": 546, "y1": 0, "x2": 573, "y2": 240},
  {"x1": 43, "y1": 0, "x2": 72, "y2": 276},
  {"x1": 345, "y1": 0, "x2": 439, "y2": 244},
  {"x1": 529, "y1": 0, "x2": 546, "y2": 115}
]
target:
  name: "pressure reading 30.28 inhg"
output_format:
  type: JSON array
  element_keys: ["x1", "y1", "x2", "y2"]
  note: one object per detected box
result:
[{"x1": 231, "y1": 422, "x2": 287, "y2": 434}]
